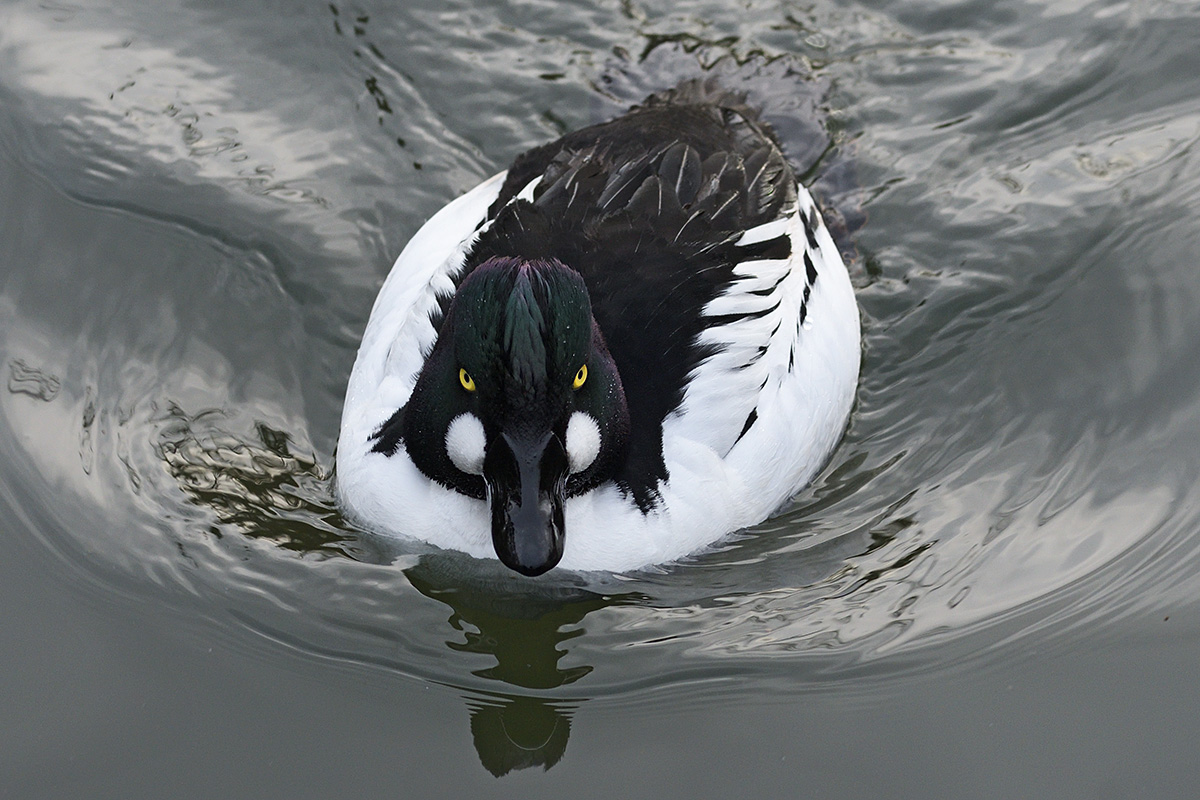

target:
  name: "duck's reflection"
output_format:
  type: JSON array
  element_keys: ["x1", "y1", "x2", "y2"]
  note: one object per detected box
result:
[
  {"x1": 406, "y1": 565, "x2": 635, "y2": 776},
  {"x1": 466, "y1": 694, "x2": 574, "y2": 776}
]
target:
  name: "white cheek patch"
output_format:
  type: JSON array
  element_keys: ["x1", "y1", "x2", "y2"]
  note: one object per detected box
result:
[
  {"x1": 565, "y1": 411, "x2": 601, "y2": 474},
  {"x1": 445, "y1": 413, "x2": 486, "y2": 475}
]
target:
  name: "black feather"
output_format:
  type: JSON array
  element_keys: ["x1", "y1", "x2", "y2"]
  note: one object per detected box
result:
[{"x1": 370, "y1": 405, "x2": 406, "y2": 456}]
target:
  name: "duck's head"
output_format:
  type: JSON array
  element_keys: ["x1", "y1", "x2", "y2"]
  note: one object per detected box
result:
[{"x1": 402, "y1": 256, "x2": 630, "y2": 576}]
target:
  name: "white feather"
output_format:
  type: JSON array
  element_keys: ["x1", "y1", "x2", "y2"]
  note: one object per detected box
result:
[{"x1": 735, "y1": 216, "x2": 789, "y2": 246}]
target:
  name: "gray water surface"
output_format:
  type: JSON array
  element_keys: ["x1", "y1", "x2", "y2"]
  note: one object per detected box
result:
[{"x1": 3, "y1": 0, "x2": 1200, "y2": 796}]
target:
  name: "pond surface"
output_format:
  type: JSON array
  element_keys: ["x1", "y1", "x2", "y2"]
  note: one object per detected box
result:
[{"x1": 3, "y1": 0, "x2": 1200, "y2": 795}]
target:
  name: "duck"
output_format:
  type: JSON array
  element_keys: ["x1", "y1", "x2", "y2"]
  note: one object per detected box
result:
[{"x1": 336, "y1": 79, "x2": 861, "y2": 576}]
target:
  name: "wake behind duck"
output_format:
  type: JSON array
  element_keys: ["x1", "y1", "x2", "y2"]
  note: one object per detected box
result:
[{"x1": 337, "y1": 79, "x2": 860, "y2": 575}]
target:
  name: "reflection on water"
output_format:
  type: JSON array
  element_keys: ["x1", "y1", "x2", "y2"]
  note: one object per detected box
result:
[
  {"x1": 408, "y1": 568, "x2": 633, "y2": 775},
  {"x1": 409, "y1": 570, "x2": 610, "y2": 689},
  {"x1": 466, "y1": 694, "x2": 573, "y2": 777},
  {"x1": 7, "y1": 358, "x2": 61, "y2": 402},
  {"x1": 157, "y1": 405, "x2": 352, "y2": 556}
]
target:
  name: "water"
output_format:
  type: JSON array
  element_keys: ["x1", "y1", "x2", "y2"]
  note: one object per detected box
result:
[{"x1": 3, "y1": 0, "x2": 1200, "y2": 795}]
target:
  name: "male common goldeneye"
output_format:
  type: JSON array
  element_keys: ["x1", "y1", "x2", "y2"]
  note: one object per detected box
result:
[{"x1": 337, "y1": 79, "x2": 861, "y2": 575}]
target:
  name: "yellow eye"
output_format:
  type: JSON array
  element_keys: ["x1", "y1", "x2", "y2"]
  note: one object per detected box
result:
[
  {"x1": 459, "y1": 368, "x2": 476, "y2": 392},
  {"x1": 573, "y1": 364, "x2": 588, "y2": 390}
]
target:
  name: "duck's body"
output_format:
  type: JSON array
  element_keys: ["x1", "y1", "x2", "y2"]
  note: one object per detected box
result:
[{"x1": 337, "y1": 81, "x2": 860, "y2": 574}]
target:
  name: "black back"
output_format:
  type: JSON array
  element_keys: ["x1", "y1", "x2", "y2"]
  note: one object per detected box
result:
[{"x1": 449, "y1": 80, "x2": 797, "y2": 509}]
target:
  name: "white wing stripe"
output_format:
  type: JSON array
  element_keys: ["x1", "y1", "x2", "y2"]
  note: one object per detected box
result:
[{"x1": 734, "y1": 216, "x2": 790, "y2": 246}]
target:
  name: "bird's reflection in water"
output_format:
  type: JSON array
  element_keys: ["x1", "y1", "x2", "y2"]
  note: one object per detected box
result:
[
  {"x1": 466, "y1": 694, "x2": 574, "y2": 776},
  {"x1": 407, "y1": 564, "x2": 638, "y2": 776}
]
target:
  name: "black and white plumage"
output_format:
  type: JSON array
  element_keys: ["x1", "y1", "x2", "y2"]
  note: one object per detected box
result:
[{"x1": 337, "y1": 80, "x2": 860, "y2": 574}]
